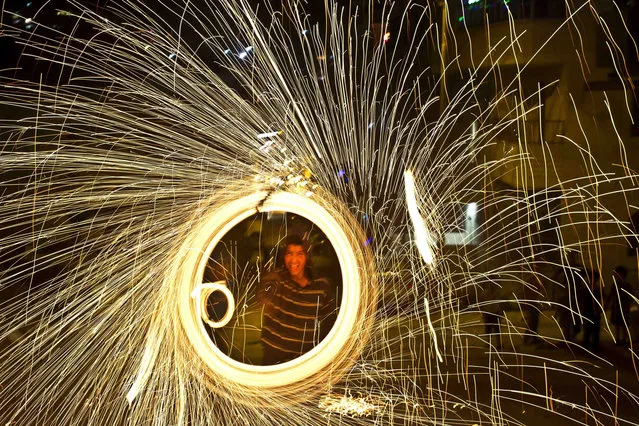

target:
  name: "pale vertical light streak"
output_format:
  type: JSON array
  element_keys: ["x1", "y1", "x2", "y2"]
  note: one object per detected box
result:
[
  {"x1": 127, "y1": 324, "x2": 165, "y2": 404},
  {"x1": 423, "y1": 296, "x2": 443, "y2": 364},
  {"x1": 404, "y1": 169, "x2": 435, "y2": 265}
]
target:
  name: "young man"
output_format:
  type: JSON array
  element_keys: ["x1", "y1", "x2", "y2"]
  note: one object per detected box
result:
[{"x1": 258, "y1": 235, "x2": 337, "y2": 365}]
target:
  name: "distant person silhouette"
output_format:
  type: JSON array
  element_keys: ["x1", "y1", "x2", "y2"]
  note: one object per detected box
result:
[
  {"x1": 607, "y1": 266, "x2": 634, "y2": 346},
  {"x1": 581, "y1": 270, "x2": 602, "y2": 353}
]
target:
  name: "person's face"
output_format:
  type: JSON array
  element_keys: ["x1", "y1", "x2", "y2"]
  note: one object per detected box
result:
[{"x1": 284, "y1": 244, "x2": 307, "y2": 278}]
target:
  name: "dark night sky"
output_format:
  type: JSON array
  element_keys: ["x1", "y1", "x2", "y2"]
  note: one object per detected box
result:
[
  {"x1": 0, "y1": 0, "x2": 411, "y2": 115},
  {"x1": 0, "y1": 0, "x2": 400, "y2": 72}
]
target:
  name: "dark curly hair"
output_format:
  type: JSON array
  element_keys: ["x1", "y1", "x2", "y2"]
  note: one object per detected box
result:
[{"x1": 282, "y1": 234, "x2": 308, "y2": 251}]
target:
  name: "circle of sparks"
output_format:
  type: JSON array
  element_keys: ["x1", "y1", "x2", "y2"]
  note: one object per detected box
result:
[
  {"x1": 175, "y1": 191, "x2": 373, "y2": 389},
  {"x1": 191, "y1": 281, "x2": 235, "y2": 329}
]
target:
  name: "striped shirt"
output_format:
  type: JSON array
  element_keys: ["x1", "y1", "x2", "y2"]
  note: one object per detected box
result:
[{"x1": 258, "y1": 272, "x2": 336, "y2": 364}]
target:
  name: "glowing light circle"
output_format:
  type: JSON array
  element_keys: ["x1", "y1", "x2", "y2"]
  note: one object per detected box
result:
[
  {"x1": 190, "y1": 281, "x2": 235, "y2": 329},
  {"x1": 176, "y1": 191, "x2": 370, "y2": 388},
  {"x1": 177, "y1": 190, "x2": 370, "y2": 389}
]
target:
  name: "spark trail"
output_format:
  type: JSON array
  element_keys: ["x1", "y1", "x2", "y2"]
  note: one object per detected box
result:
[{"x1": 1, "y1": 0, "x2": 638, "y2": 425}]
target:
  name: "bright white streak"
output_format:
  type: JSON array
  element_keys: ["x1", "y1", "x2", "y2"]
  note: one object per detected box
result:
[
  {"x1": 403, "y1": 170, "x2": 435, "y2": 265},
  {"x1": 405, "y1": 170, "x2": 441, "y2": 362},
  {"x1": 126, "y1": 324, "x2": 164, "y2": 404},
  {"x1": 424, "y1": 296, "x2": 443, "y2": 364},
  {"x1": 256, "y1": 131, "x2": 281, "y2": 139}
]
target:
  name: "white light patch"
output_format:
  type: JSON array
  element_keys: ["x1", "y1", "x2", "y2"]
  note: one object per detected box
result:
[
  {"x1": 404, "y1": 170, "x2": 435, "y2": 265},
  {"x1": 257, "y1": 131, "x2": 281, "y2": 139},
  {"x1": 467, "y1": 202, "x2": 477, "y2": 217},
  {"x1": 319, "y1": 394, "x2": 381, "y2": 417}
]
